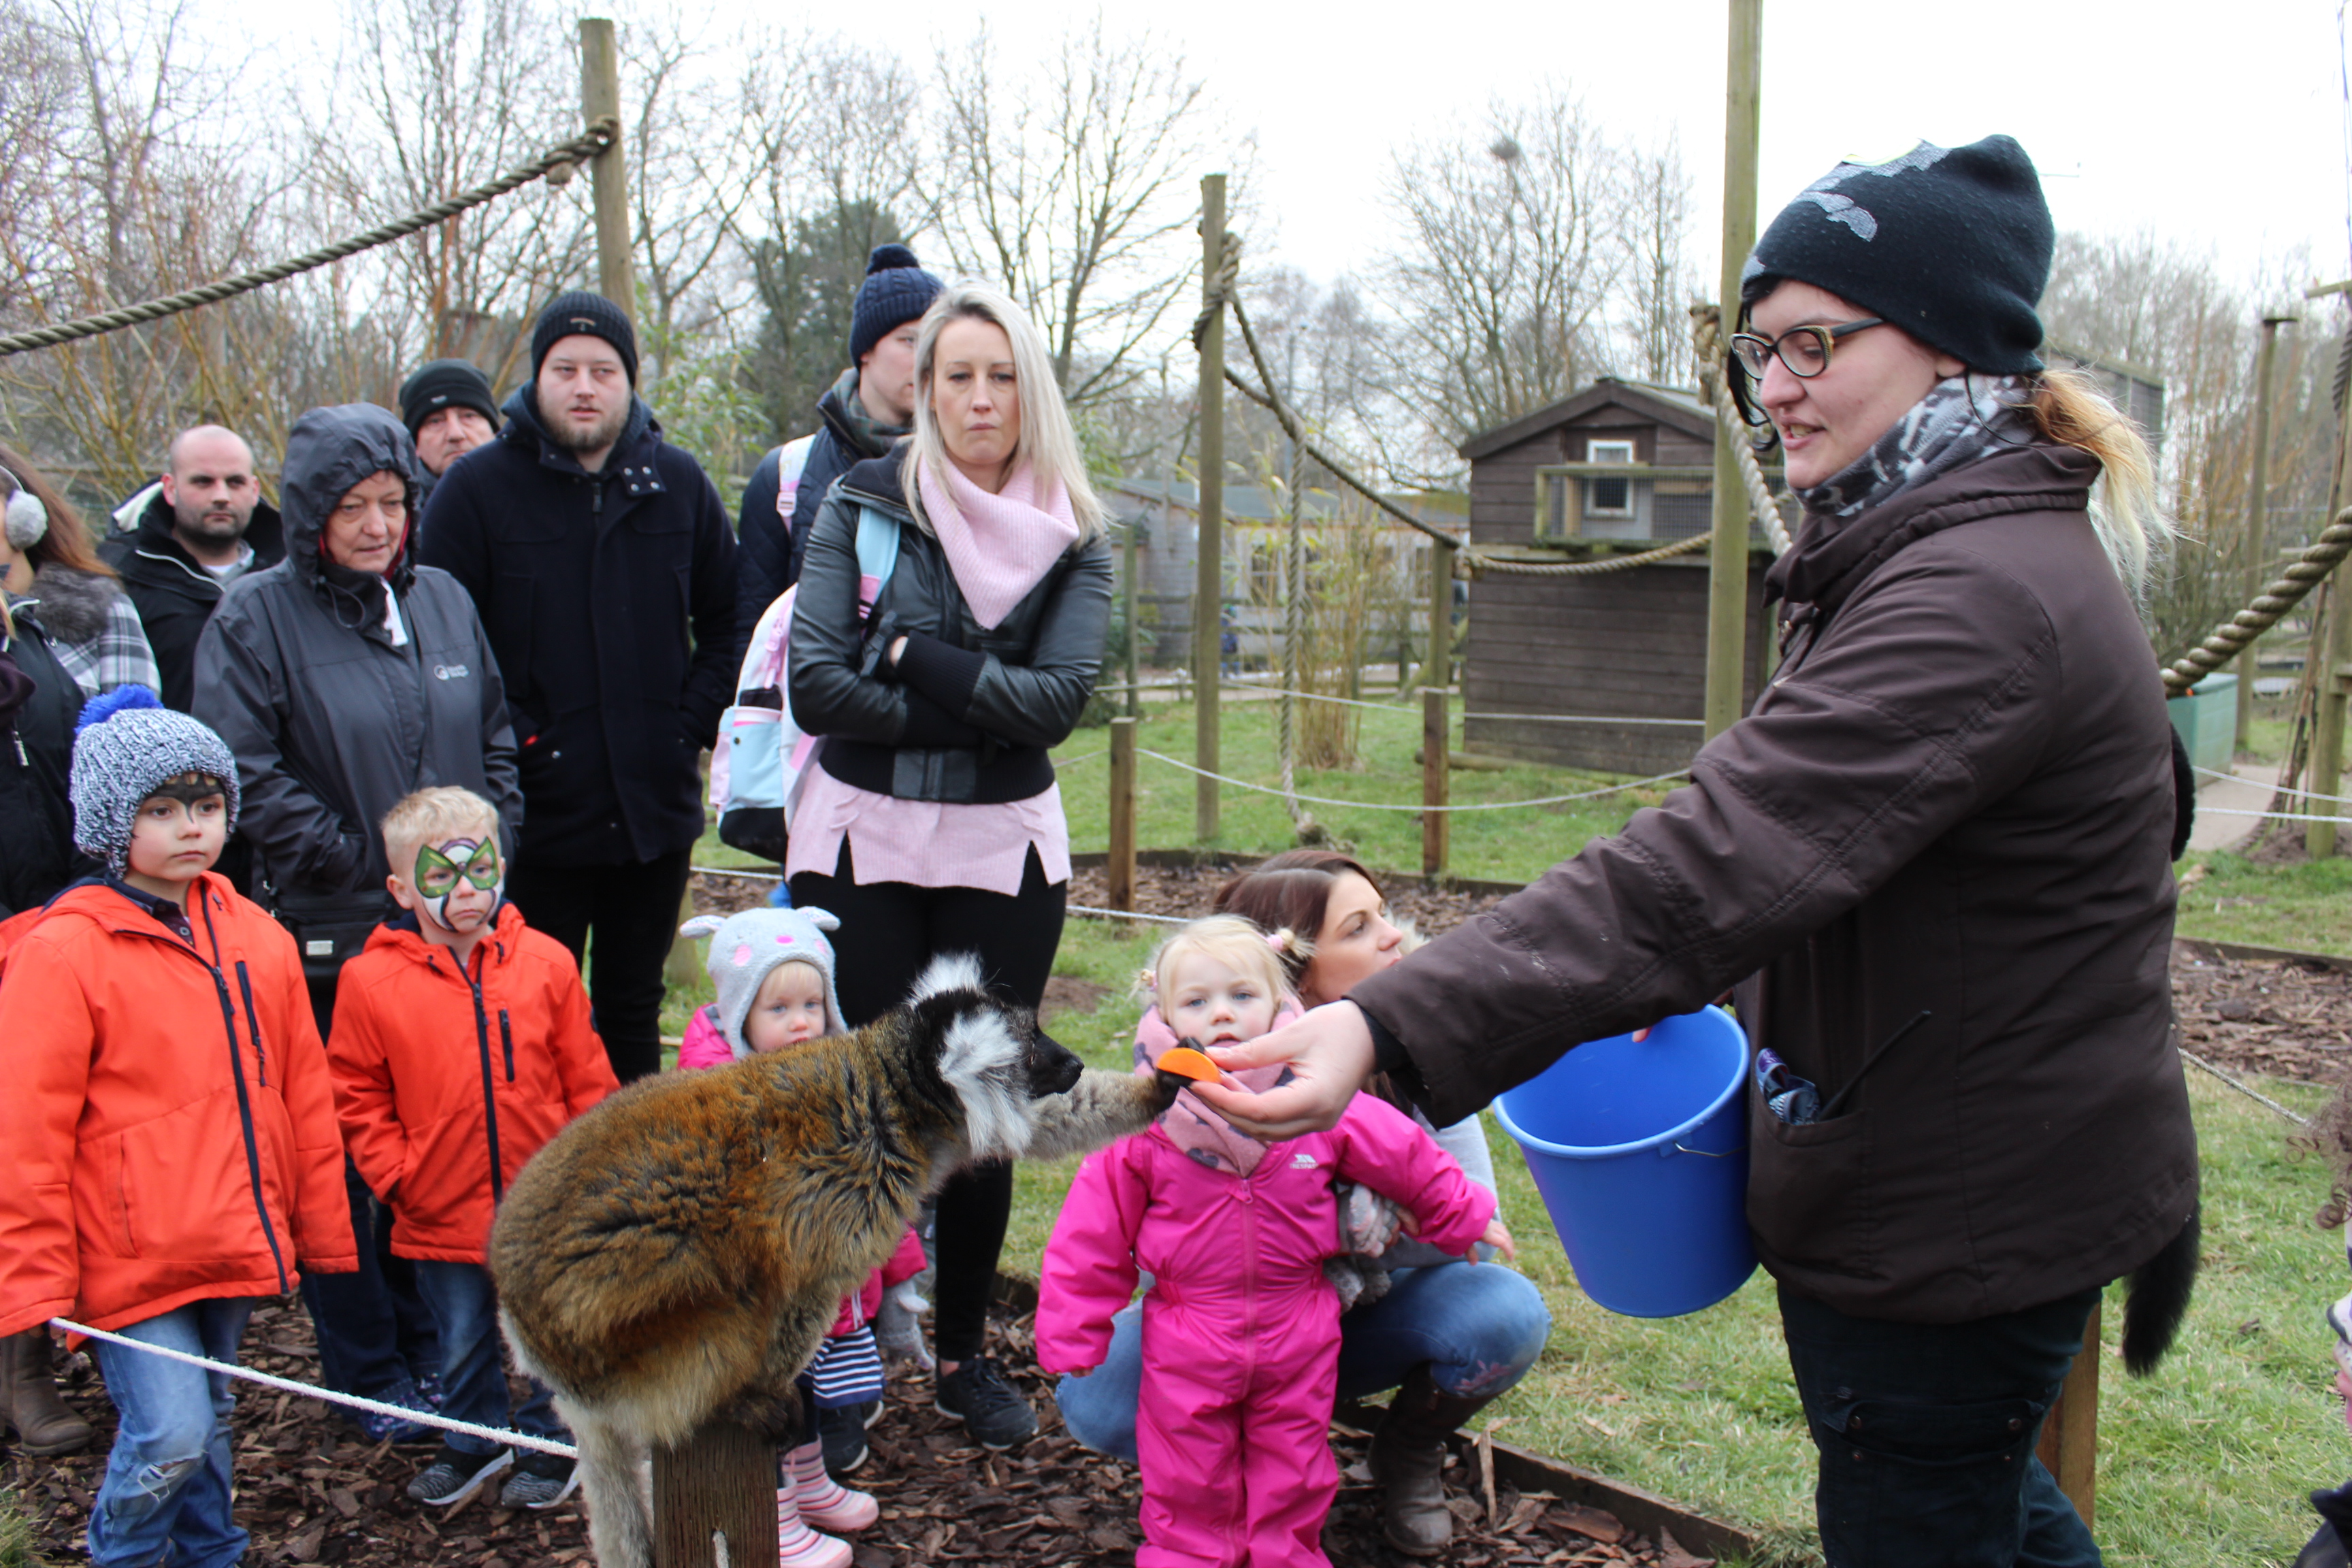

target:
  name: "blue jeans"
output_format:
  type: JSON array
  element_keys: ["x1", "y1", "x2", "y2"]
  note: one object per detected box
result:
[
  {"x1": 1779, "y1": 1283, "x2": 2103, "y2": 1568},
  {"x1": 412, "y1": 1260, "x2": 563, "y2": 1456},
  {"x1": 299, "y1": 1159, "x2": 439, "y2": 1398},
  {"x1": 88, "y1": 1298, "x2": 257, "y2": 1568},
  {"x1": 1056, "y1": 1261, "x2": 1552, "y2": 1460}
]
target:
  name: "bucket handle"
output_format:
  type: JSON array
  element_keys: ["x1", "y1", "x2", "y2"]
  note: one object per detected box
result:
[{"x1": 1665, "y1": 1141, "x2": 1747, "y2": 1159}]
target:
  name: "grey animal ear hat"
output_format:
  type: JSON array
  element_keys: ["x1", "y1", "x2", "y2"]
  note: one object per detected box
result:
[
  {"x1": 679, "y1": 904, "x2": 846, "y2": 1059},
  {"x1": 69, "y1": 685, "x2": 241, "y2": 875}
]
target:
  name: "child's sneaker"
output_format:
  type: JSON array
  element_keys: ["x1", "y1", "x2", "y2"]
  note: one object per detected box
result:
[
  {"x1": 815, "y1": 1401, "x2": 879, "y2": 1476},
  {"x1": 933, "y1": 1358, "x2": 1035, "y2": 1449},
  {"x1": 346, "y1": 1376, "x2": 436, "y2": 1444},
  {"x1": 785, "y1": 1439, "x2": 877, "y2": 1533},
  {"x1": 407, "y1": 1443, "x2": 513, "y2": 1506},
  {"x1": 497, "y1": 1451, "x2": 579, "y2": 1509},
  {"x1": 776, "y1": 1485, "x2": 853, "y2": 1568},
  {"x1": 413, "y1": 1371, "x2": 446, "y2": 1410}
]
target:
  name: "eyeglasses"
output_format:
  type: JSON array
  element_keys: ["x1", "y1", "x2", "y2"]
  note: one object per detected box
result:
[{"x1": 1728, "y1": 318, "x2": 1886, "y2": 381}]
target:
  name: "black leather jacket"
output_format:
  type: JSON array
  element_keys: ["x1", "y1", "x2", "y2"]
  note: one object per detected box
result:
[{"x1": 788, "y1": 453, "x2": 1111, "y2": 804}]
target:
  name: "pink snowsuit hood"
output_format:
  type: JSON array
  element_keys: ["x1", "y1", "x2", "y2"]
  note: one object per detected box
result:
[{"x1": 1036, "y1": 1094, "x2": 1494, "y2": 1567}]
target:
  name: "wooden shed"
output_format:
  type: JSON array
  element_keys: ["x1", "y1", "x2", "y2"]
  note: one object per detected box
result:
[{"x1": 1457, "y1": 378, "x2": 1783, "y2": 777}]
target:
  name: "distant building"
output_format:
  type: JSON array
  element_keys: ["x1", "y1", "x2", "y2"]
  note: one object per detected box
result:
[{"x1": 1104, "y1": 478, "x2": 1464, "y2": 666}]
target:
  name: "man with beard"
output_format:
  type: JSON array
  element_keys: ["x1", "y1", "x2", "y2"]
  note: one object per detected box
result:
[
  {"x1": 101, "y1": 426, "x2": 287, "y2": 711},
  {"x1": 732, "y1": 244, "x2": 941, "y2": 657},
  {"x1": 419, "y1": 291, "x2": 736, "y2": 1085}
]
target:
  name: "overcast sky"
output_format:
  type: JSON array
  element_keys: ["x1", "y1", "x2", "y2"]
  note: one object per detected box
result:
[{"x1": 242, "y1": 0, "x2": 2350, "y2": 304}]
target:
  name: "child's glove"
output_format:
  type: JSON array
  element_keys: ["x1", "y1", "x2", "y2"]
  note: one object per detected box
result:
[{"x1": 876, "y1": 1281, "x2": 932, "y2": 1373}]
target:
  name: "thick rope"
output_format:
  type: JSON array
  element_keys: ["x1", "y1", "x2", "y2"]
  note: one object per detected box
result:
[
  {"x1": 1690, "y1": 304, "x2": 1794, "y2": 557},
  {"x1": 2160, "y1": 508, "x2": 2352, "y2": 695},
  {"x1": 0, "y1": 119, "x2": 617, "y2": 359}
]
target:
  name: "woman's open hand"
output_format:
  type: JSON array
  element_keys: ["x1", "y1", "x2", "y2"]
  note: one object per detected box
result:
[{"x1": 1188, "y1": 1000, "x2": 1377, "y2": 1139}]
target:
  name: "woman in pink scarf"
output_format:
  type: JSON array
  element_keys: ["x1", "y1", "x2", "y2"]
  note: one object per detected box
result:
[{"x1": 785, "y1": 281, "x2": 1112, "y2": 1450}]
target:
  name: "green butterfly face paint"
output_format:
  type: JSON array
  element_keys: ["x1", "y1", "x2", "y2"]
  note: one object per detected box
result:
[{"x1": 413, "y1": 836, "x2": 502, "y2": 933}]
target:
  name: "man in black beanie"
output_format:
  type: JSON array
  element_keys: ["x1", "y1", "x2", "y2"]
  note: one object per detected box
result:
[
  {"x1": 397, "y1": 359, "x2": 502, "y2": 504},
  {"x1": 733, "y1": 243, "x2": 943, "y2": 659},
  {"x1": 418, "y1": 289, "x2": 737, "y2": 1085}
]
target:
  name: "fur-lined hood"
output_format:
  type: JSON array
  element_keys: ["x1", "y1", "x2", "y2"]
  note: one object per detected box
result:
[{"x1": 27, "y1": 564, "x2": 123, "y2": 647}]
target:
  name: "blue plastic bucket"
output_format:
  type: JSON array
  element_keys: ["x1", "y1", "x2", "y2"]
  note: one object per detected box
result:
[{"x1": 1491, "y1": 1007, "x2": 1755, "y2": 1318}]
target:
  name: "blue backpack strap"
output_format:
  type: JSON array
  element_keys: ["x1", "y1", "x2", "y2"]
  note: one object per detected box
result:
[{"x1": 855, "y1": 504, "x2": 901, "y2": 589}]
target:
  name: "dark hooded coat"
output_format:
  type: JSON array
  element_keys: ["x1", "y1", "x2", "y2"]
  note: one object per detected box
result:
[
  {"x1": 99, "y1": 487, "x2": 286, "y2": 712},
  {"x1": 0, "y1": 606, "x2": 90, "y2": 917},
  {"x1": 416, "y1": 385, "x2": 736, "y2": 866},
  {"x1": 192, "y1": 405, "x2": 520, "y2": 918}
]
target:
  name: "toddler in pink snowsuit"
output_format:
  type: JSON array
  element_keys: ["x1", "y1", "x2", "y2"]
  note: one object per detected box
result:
[{"x1": 1037, "y1": 916, "x2": 1505, "y2": 1568}]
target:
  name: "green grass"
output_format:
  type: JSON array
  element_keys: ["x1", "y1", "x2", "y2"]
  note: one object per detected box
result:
[
  {"x1": 2176, "y1": 852, "x2": 2352, "y2": 956},
  {"x1": 0, "y1": 1488, "x2": 42, "y2": 1568},
  {"x1": 997, "y1": 967, "x2": 2352, "y2": 1567}
]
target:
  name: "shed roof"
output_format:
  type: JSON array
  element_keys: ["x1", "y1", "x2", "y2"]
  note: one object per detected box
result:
[{"x1": 1458, "y1": 377, "x2": 1719, "y2": 462}]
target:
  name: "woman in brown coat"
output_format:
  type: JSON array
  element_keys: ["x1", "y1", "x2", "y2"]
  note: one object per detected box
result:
[{"x1": 1198, "y1": 136, "x2": 2197, "y2": 1568}]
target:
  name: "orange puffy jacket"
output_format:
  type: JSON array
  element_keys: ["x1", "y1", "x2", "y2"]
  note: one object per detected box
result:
[
  {"x1": 327, "y1": 903, "x2": 616, "y2": 1263},
  {"x1": 0, "y1": 875, "x2": 359, "y2": 1338}
]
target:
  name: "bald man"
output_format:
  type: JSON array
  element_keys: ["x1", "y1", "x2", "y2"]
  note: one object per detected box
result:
[{"x1": 101, "y1": 425, "x2": 287, "y2": 710}]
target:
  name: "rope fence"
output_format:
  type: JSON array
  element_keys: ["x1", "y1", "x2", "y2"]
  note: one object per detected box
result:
[
  {"x1": 1132, "y1": 748, "x2": 1686, "y2": 814},
  {"x1": 2159, "y1": 508, "x2": 2352, "y2": 696},
  {"x1": 50, "y1": 1317, "x2": 576, "y2": 1458},
  {"x1": 2191, "y1": 763, "x2": 2352, "y2": 806},
  {"x1": 0, "y1": 119, "x2": 617, "y2": 359}
]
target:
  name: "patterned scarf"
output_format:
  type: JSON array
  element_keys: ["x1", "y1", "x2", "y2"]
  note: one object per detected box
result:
[
  {"x1": 1796, "y1": 373, "x2": 2035, "y2": 521},
  {"x1": 1131, "y1": 1003, "x2": 1302, "y2": 1177},
  {"x1": 830, "y1": 367, "x2": 908, "y2": 459},
  {"x1": 914, "y1": 459, "x2": 1081, "y2": 630}
]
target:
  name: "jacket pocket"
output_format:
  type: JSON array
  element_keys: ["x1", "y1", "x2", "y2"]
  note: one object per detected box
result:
[
  {"x1": 1747, "y1": 1096, "x2": 1880, "y2": 1283},
  {"x1": 110, "y1": 1094, "x2": 257, "y2": 1261}
]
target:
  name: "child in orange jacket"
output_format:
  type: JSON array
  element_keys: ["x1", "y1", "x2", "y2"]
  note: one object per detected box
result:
[
  {"x1": 327, "y1": 786, "x2": 617, "y2": 1512},
  {"x1": 0, "y1": 687, "x2": 357, "y2": 1568}
]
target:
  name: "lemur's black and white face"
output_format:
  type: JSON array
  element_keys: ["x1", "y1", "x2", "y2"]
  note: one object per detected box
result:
[{"x1": 910, "y1": 953, "x2": 1085, "y2": 1160}]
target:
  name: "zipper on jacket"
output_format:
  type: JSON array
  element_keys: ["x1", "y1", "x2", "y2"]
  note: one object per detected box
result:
[
  {"x1": 196, "y1": 896, "x2": 290, "y2": 1292},
  {"x1": 467, "y1": 964, "x2": 506, "y2": 1204},
  {"x1": 499, "y1": 1009, "x2": 514, "y2": 1083},
  {"x1": 233, "y1": 960, "x2": 268, "y2": 1087}
]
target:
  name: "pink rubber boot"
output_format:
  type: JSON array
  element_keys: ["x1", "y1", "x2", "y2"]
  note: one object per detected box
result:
[
  {"x1": 774, "y1": 1474, "x2": 853, "y2": 1568},
  {"x1": 786, "y1": 1439, "x2": 879, "y2": 1533}
]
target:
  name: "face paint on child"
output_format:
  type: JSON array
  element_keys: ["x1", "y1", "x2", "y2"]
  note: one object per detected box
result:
[
  {"x1": 412, "y1": 835, "x2": 503, "y2": 934},
  {"x1": 744, "y1": 960, "x2": 830, "y2": 1054}
]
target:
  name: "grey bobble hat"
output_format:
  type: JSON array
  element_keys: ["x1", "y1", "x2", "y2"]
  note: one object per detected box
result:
[
  {"x1": 1741, "y1": 135, "x2": 2054, "y2": 375},
  {"x1": 69, "y1": 685, "x2": 240, "y2": 875},
  {"x1": 679, "y1": 905, "x2": 845, "y2": 1059}
]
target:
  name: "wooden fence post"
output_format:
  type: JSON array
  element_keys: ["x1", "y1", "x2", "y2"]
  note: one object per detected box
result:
[
  {"x1": 2034, "y1": 1301, "x2": 2101, "y2": 1529},
  {"x1": 1701, "y1": 0, "x2": 1762, "y2": 740},
  {"x1": 1194, "y1": 173, "x2": 1227, "y2": 843},
  {"x1": 652, "y1": 1423, "x2": 781, "y2": 1568},
  {"x1": 576, "y1": 19, "x2": 636, "y2": 321},
  {"x1": 1423, "y1": 538, "x2": 1454, "y2": 878},
  {"x1": 2238, "y1": 314, "x2": 2293, "y2": 749},
  {"x1": 1108, "y1": 717, "x2": 1137, "y2": 917}
]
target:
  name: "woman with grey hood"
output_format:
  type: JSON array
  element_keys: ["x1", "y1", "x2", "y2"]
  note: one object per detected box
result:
[{"x1": 194, "y1": 402, "x2": 523, "y2": 1441}]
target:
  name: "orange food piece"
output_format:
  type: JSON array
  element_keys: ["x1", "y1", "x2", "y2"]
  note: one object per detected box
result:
[{"x1": 1156, "y1": 1046, "x2": 1222, "y2": 1083}]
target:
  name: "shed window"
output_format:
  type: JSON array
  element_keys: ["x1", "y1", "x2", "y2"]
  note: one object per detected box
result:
[{"x1": 1584, "y1": 440, "x2": 1635, "y2": 517}]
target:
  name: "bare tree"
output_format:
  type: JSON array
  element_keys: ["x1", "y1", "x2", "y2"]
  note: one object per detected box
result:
[
  {"x1": 1373, "y1": 87, "x2": 1622, "y2": 470},
  {"x1": 922, "y1": 18, "x2": 1218, "y2": 406},
  {"x1": 1618, "y1": 133, "x2": 1697, "y2": 386}
]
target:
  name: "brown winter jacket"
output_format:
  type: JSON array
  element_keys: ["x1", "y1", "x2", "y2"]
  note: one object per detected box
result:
[{"x1": 1352, "y1": 441, "x2": 2197, "y2": 1322}]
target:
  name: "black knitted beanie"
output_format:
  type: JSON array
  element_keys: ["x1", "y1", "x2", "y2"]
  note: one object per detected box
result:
[
  {"x1": 1741, "y1": 135, "x2": 2053, "y2": 374},
  {"x1": 848, "y1": 245, "x2": 945, "y2": 366},
  {"x1": 530, "y1": 290, "x2": 639, "y2": 386}
]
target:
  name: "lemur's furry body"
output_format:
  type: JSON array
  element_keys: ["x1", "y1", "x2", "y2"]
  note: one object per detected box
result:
[{"x1": 490, "y1": 955, "x2": 1179, "y2": 1568}]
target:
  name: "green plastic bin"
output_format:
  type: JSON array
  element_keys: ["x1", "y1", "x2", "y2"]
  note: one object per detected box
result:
[{"x1": 2166, "y1": 670, "x2": 2237, "y2": 777}]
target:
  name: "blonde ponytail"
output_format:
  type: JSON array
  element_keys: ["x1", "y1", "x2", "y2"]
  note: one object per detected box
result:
[{"x1": 2028, "y1": 367, "x2": 2170, "y2": 600}]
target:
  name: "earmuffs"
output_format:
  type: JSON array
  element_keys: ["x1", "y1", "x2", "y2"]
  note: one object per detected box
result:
[{"x1": 1, "y1": 462, "x2": 48, "y2": 551}]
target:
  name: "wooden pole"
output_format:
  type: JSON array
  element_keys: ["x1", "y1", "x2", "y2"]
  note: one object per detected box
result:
[
  {"x1": 1194, "y1": 174, "x2": 1227, "y2": 843},
  {"x1": 1701, "y1": 0, "x2": 1763, "y2": 740},
  {"x1": 2308, "y1": 316, "x2": 2352, "y2": 858},
  {"x1": 1423, "y1": 541, "x2": 1454, "y2": 877},
  {"x1": 2237, "y1": 315, "x2": 2294, "y2": 749},
  {"x1": 1123, "y1": 514, "x2": 1141, "y2": 717},
  {"x1": 578, "y1": 19, "x2": 636, "y2": 322},
  {"x1": 2033, "y1": 1301, "x2": 2102, "y2": 1530},
  {"x1": 651, "y1": 1423, "x2": 781, "y2": 1568},
  {"x1": 1108, "y1": 717, "x2": 1138, "y2": 916}
]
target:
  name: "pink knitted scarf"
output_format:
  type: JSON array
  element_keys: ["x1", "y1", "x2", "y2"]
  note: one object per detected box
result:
[
  {"x1": 1131, "y1": 1003, "x2": 1303, "y2": 1177},
  {"x1": 915, "y1": 459, "x2": 1081, "y2": 630}
]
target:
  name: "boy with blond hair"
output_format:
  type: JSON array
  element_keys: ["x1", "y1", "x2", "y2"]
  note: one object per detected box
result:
[
  {"x1": 0, "y1": 688, "x2": 356, "y2": 1568},
  {"x1": 327, "y1": 785, "x2": 617, "y2": 1510}
]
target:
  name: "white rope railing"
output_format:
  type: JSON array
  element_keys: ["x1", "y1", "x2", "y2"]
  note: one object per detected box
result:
[{"x1": 1133, "y1": 749, "x2": 1686, "y2": 815}]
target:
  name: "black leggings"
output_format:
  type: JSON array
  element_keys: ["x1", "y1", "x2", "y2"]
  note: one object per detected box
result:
[
  {"x1": 791, "y1": 841, "x2": 1065, "y2": 1363},
  {"x1": 506, "y1": 847, "x2": 694, "y2": 1084}
]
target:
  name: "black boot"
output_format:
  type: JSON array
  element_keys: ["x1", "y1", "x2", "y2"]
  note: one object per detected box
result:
[
  {"x1": 1, "y1": 1328, "x2": 94, "y2": 1457},
  {"x1": 1366, "y1": 1363, "x2": 1499, "y2": 1558}
]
